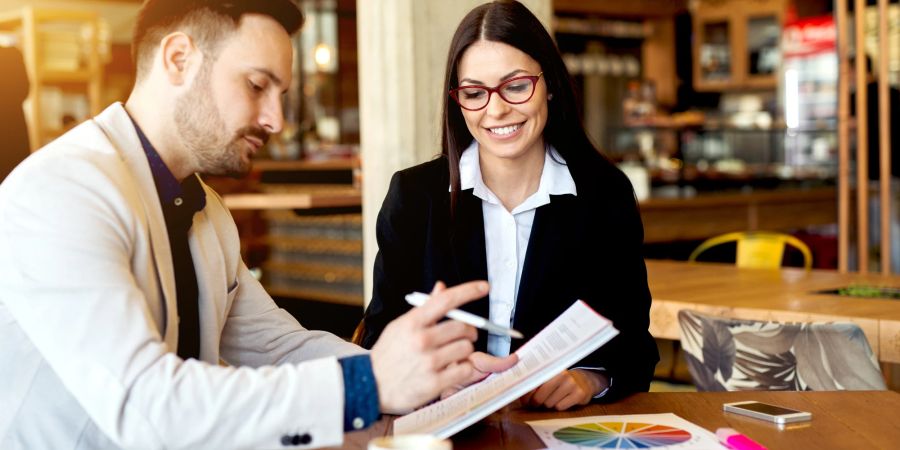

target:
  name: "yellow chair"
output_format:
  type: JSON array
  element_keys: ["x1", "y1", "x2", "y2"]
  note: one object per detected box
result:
[{"x1": 688, "y1": 231, "x2": 813, "y2": 270}]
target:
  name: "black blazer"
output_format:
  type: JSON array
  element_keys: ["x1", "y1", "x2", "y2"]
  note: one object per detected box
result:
[{"x1": 361, "y1": 152, "x2": 659, "y2": 400}]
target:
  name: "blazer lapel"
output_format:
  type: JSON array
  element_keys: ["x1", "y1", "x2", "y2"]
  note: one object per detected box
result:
[
  {"x1": 188, "y1": 194, "x2": 226, "y2": 364},
  {"x1": 450, "y1": 189, "x2": 490, "y2": 350},
  {"x1": 92, "y1": 103, "x2": 179, "y2": 349}
]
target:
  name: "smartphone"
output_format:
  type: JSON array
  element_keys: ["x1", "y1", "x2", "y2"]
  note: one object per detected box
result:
[{"x1": 723, "y1": 401, "x2": 812, "y2": 424}]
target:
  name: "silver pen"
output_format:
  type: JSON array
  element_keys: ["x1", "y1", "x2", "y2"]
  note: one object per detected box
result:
[{"x1": 405, "y1": 292, "x2": 524, "y2": 339}]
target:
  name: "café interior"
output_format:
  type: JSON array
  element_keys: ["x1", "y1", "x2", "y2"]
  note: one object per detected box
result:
[{"x1": 1, "y1": 0, "x2": 899, "y2": 448}]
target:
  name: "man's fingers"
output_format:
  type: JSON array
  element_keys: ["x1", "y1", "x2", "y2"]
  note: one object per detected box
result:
[
  {"x1": 470, "y1": 351, "x2": 518, "y2": 373},
  {"x1": 414, "y1": 280, "x2": 489, "y2": 325},
  {"x1": 437, "y1": 359, "x2": 474, "y2": 389},
  {"x1": 431, "y1": 339, "x2": 475, "y2": 370},
  {"x1": 422, "y1": 320, "x2": 476, "y2": 349}
]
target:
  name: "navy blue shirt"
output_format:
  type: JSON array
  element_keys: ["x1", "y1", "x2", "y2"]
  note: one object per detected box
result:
[
  {"x1": 131, "y1": 119, "x2": 379, "y2": 431},
  {"x1": 134, "y1": 120, "x2": 204, "y2": 359}
]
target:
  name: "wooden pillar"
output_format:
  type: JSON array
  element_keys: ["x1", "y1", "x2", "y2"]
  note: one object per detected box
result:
[
  {"x1": 877, "y1": 0, "x2": 892, "y2": 275},
  {"x1": 836, "y1": 0, "x2": 850, "y2": 273},
  {"x1": 854, "y1": 0, "x2": 869, "y2": 274},
  {"x1": 356, "y1": 0, "x2": 552, "y2": 306}
]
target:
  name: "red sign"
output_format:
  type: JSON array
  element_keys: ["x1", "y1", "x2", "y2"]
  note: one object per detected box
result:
[{"x1": 782, "y1": 16, "x2": 836, "y2": 58}]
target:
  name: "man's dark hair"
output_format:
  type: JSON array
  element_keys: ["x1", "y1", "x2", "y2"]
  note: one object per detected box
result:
[{"x1": 132, "y1": 0, "x2": 303, "y2": 80}]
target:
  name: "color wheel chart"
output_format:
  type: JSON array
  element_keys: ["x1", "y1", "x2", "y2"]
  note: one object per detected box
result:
[
  {"x1": 528, "y1": 413, "x2": 727, "y2": 449},
  {"x1": 552, "y1": 422, "x2": 691, "y2": 448}
]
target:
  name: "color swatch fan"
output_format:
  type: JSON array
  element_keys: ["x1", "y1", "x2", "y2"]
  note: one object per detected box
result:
[
  {"x1": 528, "y1": 413, "x2": 727, "y2": 449},
  {"x1": 553, "y1": 422, "x2": 691, "y2": 448}
]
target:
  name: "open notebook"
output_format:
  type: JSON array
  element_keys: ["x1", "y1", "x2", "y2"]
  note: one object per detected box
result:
[{"x1": 393, "y1": 300, "x2": 619, "y2": 439}]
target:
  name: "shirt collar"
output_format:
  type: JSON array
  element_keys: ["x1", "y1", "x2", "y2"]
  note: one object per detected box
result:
[
  {"x1": 457, "y1": 140, "x2": 577, "y2": 213},
  {"x1": 130, "y1": 117, "x2": 206, "y2": 215}
]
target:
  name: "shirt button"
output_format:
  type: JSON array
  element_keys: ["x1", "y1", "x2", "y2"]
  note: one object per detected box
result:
[
  {"x1": 505, "y1": 260, "x2": 515, "y2": 268},
  {"x1": 352, "y1": 417, "x2": 365, "y2": 429},
  {"x1": 174, "y1": 197, "x2": 183, "y2": 206}
]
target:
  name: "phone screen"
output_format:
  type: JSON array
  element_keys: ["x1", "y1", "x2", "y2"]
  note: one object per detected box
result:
[{"x1": 732, "y1": 402, "x2": 801, "y2": 415}]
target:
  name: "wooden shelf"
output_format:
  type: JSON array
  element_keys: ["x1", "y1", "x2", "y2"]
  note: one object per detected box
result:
[
  {"x1": 222, "y1": 191, "x2": 361, "y2": 210},
  {"x1": 267, "y1": 287, "x2": 363, "y2": 306},
  {"x1": 0, "y1": 6, "x2": 104, "y2": 151},
  {"x1": 265, "y1": 236, "x2": 362, "y2": 254},
  {"x1": 251, "y1": 157, "x2": 359, "y2": 172},
  {"x1": 40, "y1": 69, "x2": 92, "y2": 84},
  {"x1": 31, "y1": 9, "x2": 97, "y2": 23}
]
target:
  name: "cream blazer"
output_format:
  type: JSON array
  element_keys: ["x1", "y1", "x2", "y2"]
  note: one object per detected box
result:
[{"x1": 0, "y1": 103, "x2": 365, "y2": 449}]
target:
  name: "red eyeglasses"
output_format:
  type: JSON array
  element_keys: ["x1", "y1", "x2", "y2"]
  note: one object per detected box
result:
[{"x1": 449, "y1": 72, "x2": 543, "y2": 111}]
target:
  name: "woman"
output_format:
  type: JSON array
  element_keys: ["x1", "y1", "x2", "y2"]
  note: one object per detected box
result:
[{"x1": 360, "y1": 0, "x2": 658, "y2": 408}]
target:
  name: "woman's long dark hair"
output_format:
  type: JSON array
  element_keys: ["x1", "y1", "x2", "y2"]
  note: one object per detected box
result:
[{"x1": 441, "y1": 0, "x2": 608, "y2": 214}]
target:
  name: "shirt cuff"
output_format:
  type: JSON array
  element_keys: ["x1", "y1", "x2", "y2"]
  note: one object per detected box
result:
[
  {"x1": 573, "y1": 366, "x2": 613, "y2": 399},
  {"x1": 339, "y1": 354, "x2": 380, "y2": 431}
]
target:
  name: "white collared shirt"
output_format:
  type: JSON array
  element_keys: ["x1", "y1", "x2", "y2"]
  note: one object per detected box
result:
[{"x1": 457, "y1": 140, "x2": 577, "y2": 357}]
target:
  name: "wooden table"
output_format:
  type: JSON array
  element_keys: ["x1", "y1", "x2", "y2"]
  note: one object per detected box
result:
[
  {"x1": 646, "y1": 260, "x2": 900, "y2": 363},
  {"x1": 334, "y1": 391, "x2": 900, "y2": 449}
]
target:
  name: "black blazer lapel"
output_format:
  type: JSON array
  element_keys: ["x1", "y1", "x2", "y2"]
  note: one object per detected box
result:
[
  {"x1": 450, "y1": 189, "x2": 490, "y2": 351},
  {"x1": 511, "y1": 194, "x2": 579, "y2": 352}
]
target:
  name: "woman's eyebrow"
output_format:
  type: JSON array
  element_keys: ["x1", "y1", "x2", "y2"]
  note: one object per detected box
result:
[{"x1": 459, "y1": 69, "x2": 528, "y2": 85}]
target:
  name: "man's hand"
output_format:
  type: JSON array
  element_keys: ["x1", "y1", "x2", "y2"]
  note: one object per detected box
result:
[
  {"x1": 439, "y1": 351, "x2": 519, "y2": 400},
  {"x1": 370, "y1": 281, "x2": 488, "y2": 414},
  {"x1": 522, "y1": 369, "x2": 609, "y2": 411}
]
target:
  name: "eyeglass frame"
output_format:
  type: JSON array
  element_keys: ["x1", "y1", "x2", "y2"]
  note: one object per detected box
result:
[{"x1": 448, "y1": 72, "x2": 544, "y2": 111}]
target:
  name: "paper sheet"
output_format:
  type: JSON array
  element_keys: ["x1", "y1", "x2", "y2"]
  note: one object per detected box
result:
[
  {"x1": 527, "y1": 413, "x2": 728, "y2": 449},
  {"x1": 393, "y1": 300, "x2": 619, "y2": 438}
]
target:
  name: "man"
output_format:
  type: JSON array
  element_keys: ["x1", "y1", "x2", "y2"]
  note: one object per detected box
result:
[{"x1": 0, "y1": 1, "x2": 514, "y2": 448}]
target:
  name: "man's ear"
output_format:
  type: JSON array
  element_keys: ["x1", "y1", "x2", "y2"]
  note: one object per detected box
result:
[{"x1": 159, "y1": 31, "x2": 200, "y2": 86}]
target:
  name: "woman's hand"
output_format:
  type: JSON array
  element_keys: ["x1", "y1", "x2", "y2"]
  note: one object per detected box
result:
[{"x1": 522, "y1": 369, "x2": 609, "y2": 411}]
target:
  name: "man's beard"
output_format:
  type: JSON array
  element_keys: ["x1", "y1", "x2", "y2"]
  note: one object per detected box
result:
[{"x1": 174, "y1": 65, "x2": 269, "y2": 178}]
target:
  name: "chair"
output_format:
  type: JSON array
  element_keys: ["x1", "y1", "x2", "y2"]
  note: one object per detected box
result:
[
  {"x1": 677, "y1": 309, "x2": 886, "y2": 391},
  {"x1": 350, "y1": 318, "x2": 366, "y2": 346},
  {"x1": 688, "y1": 231, "x2": 813, "y2": 270}
]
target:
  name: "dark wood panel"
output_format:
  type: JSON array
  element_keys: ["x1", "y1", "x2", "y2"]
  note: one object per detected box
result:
[
  {"x1": 640, "y1": 188, "x2": 837, "y2": 243},
  {"x1": 643, "y1": 204, "x2": 749, "y2": 242}
]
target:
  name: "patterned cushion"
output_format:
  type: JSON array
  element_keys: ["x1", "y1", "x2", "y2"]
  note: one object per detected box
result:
[{"x1": 677, "y1": 309, "x2": 886, "y2": 391}]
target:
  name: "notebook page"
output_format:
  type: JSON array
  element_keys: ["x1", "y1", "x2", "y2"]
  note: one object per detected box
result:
[{"x1": 393, "y1": 300, "x2": 619, "y2": 438}]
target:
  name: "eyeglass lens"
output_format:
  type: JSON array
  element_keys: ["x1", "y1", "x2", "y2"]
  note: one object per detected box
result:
[{"x1": 456, "y1": 77, "x2": 535, "y2": 110}]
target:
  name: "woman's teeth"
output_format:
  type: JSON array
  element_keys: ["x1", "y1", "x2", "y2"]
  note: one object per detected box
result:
[{"x1": 490, "y1": 123, "x2": 521, "y2": 136}]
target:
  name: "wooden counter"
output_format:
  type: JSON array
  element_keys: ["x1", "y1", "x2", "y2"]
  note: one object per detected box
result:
[
  {"x1": 646, "y1": 260, "x2": 900, "y2": 363},
  {"x1": 639, "y1": 187, "x2": 836, "y2": 243}
]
